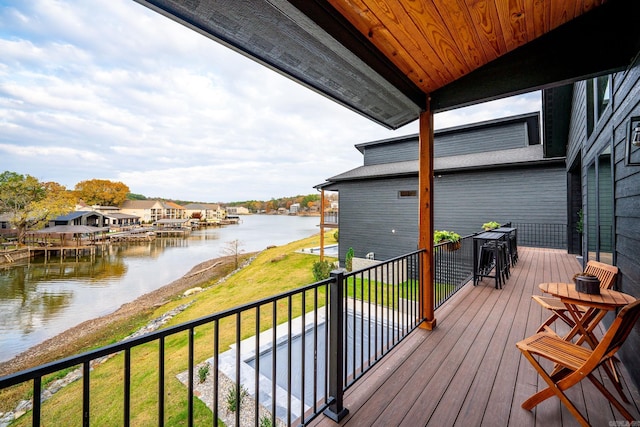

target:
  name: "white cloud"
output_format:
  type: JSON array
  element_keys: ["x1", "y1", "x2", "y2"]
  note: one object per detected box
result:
[{"x1": 0, "y1": 0, "x2": 542, "y2": 202}]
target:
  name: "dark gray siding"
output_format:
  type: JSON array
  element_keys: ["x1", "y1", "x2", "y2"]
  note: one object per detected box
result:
[
  {"x1": 434, "y1": 122, "x2": 528, "y2": 157},
  {"x1": 433, "y1": 165, "x2": 567, "y2": 236},
  {"x1": 566, "y1": 59, "x2": 640, "y2": 387},
  {"x1": 363, "y1": 140, "x2": 418, "y2": 166},
  {"x1": 338, "y1": 177, "x2": 418, "y2": 262},
  {"x1": 338, "y1": 164, "x2": 567, "y2": 262},
  {"x1": 361, "y1": 119, "x2": 533, "y2": 166},
  {"x1": 611, "y1": 61, "x2": 640, "y2": 384}
]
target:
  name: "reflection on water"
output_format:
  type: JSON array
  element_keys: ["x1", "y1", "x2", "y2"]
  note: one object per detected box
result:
[{"x1": 0, "y1": 215, "x2": 320, "y2": 362}]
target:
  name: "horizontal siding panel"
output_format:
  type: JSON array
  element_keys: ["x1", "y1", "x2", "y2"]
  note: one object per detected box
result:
[
  {"x1": 362, "y1": 120, "x2": 534, "y2": 166},
  {"x1": 338, "y1": 178, "x2": 418, "y2": 261},
  {"x1": 434, "y1": 166, "x2": 567, "y2": 236},
  {"x1": 364, "y1": 140, "x2": 419, "y2": 165},
  {"x1": 434, "y1": 122, "x2": 528, "y2": 157}
]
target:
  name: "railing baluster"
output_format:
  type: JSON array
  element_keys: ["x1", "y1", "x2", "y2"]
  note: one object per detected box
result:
[
  {"x1": 351, "y1": 274, "x2": 356, "y2": 381},
  {"x1": 213, "y1": 320, "x2": 219, "y2": 426},
  {"x1": 159, "y1": 337, "x2": 165, "y2": 427},
  {"x1": 366, "y1": 267, "x2": 372, "y2": 369},
  {"x1": 83, "y1": 361, "x2": 90, "y2": 427},
  {"x1": 33, "y1": 377, "x2": 41, "y2": 427},
  {"x1": 313, "y1": 286, "x2": 319, "y2": 414},
  {"x1": 300, "y1": 290, "x2": 306, "y2": 419},
  {"x1": 188, "y1": 327, "x2": 194, "y2": 427},
  {"x1": 124, "y1": 348, "x2": 130, "y2": 427},
  {"x1": 374, "y1": 264, "x2": 379, "y2": 359},
  {"x1": 235, "y1": 313, "x2": 241, "y2": 427},
  {"x1": 359, "y1": 270, "x2": 364, "y2": 376},
  {"x1": 271, "y1": 301, "x2": 277, "y2": 423},
  {"x1": 254, "y1": 306, "x2": 260, "y2": 427},
  {"x1": 287, "y1": 295, "x2": 292, "y2": 427}
]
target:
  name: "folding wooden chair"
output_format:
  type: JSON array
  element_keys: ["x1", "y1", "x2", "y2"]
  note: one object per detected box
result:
[
  {"x1": 516, "y1": 299, "x2": 640, "y2": 426},
  {"x1": 533, "y1": 260, "x2": 618, "y2": 333}
]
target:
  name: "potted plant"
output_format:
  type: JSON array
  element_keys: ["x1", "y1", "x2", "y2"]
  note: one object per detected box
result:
[
  {"x1": 573, "y1": 272, "x2": 600, "y2": 294},
  {"x1": 482, "y1": 221, "x2": 500, "y2": 231},
  {"x1": 434, "y1": 230, "x2": 461, "y2": 251}
]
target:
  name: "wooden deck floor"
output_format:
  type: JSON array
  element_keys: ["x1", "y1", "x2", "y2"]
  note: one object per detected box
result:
[{"x1": 309, "y1": 247, "x2": 640, "y2": 427}]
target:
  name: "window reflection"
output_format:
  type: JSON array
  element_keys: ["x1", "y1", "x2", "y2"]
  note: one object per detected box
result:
[{"x1": 586, "y1": 146, "x2": 613, "y2": 264}]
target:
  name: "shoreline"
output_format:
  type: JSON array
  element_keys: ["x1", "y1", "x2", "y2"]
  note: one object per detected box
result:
[{"x1": 0, "y1": 254, "x2": 251, "y2": 377}]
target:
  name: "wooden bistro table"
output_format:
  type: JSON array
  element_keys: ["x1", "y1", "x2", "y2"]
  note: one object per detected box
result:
[{"x1": 538, "y1": 282, "x2": 637, "y2": 400}]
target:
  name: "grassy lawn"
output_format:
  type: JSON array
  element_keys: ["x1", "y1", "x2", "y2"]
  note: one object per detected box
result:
[{"x1": 4, "y1": 231, "x2": 338, "y2": 427}]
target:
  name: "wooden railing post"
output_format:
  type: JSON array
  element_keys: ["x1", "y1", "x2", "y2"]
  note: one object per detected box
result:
[{"x1": 324, "y1": 269, "x2": 349, "y2": 422}]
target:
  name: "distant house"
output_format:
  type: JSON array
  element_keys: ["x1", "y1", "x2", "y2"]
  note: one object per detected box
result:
[
  {"x1": 155, "y1": 218, "x2": 190, "y2": 229},
  {"x1": 226, "y1": 206, "x2": 249, "y2": 215},
  {"x1": 183, "y1": 203, "x2": 226, "y2": 223},
  {"x1": 50, "y1": 211, "x2": 109, "y2": 228},
  {"x1": 0, "y1": 213, "x2": 13, "y2": 230},
  {"x1": 277, "y1": 207, "x2": 289, "y2": 215},
  {"x1": 102, "y1": 212, "x2": 140, "y2": 228},
  {"x1": 120, "y1": 200, "x2": 186, "y2": 223},
  {"x1": 318, "y1": 112, "x2": 567, "y2": 262},
  {"x1": 289, "y1": 203, "x2": 300, "y2": 214}
]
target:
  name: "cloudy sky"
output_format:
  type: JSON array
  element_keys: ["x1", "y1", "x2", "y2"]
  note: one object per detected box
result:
[{"x1": 0, "y1": 1, "x2": 541, "y2": 203}]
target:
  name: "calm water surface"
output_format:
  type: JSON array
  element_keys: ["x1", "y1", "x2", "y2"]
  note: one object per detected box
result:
[{"x1": 0, "y1": 215, "x2": 320, "y2": 362}]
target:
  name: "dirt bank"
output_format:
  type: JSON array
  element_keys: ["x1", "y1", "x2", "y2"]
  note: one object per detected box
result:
[{"x1": 0, "y1": 254, "x2": 253, "y2": 377}]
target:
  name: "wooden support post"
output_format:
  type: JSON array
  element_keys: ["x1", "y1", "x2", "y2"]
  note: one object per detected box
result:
[{"x1": 419, "y1": 103, "x2": 436, "y2": 330}]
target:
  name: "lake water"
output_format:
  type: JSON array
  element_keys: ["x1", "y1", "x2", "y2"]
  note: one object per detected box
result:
[{"x1": 0, "y1": 215, "x2": 321, "y2": 363}]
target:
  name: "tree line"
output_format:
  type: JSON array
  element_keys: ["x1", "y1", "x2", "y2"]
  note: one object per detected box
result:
[{"x1": 0, "y1": 170, "x2": 333, "y2": 242}]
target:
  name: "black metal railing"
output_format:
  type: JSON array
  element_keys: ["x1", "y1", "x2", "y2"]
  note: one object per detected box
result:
[
  {"x1": 0, "y1": 251, "x2": 425, "y2": 427},
  {"x1": 510, "y1": 222, "x2": 567, "y2": 249},
  {"x1": 433, "y1": 234, "x2": 475, "y2": 309}
]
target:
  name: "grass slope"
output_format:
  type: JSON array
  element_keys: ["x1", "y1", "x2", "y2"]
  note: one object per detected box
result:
[{"x1": 5, "y1": 232, "x2": 337, "y2": 426}]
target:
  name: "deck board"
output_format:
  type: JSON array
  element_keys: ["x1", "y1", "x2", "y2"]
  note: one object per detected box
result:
[{"x1": 309, "y1": 247, "x2": 640, "y2": 427}]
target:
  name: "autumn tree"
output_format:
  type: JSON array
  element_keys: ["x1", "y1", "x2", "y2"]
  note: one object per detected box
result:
[
  {"x1": 0, "y1": 172, "x2": 75, "y2": 243},
  {"x1": 301, "y1": 194, "x2": 320, "y2": 208},
  {"x1": 75, "y1": 179, "x2": 130, "y2": 206}
]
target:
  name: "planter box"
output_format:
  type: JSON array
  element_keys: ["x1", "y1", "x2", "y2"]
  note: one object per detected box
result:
[
  {"x1": 443, "y1": 240, "x2": 461, "y2": 252},
  {"x1": 574, "y1": 275, "x2": 600, "y2": 294}
]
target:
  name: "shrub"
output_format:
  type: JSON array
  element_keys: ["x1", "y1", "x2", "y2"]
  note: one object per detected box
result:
[
  {"x1": 333, "y1": 230, "x2": 339, "y2": 241},
  {"x1": 226, "y1": 384, "x2": 248, "y2": 413},
  {"x1": 312, "y1": 259, "x2": 332, "y2": 281},
  {"x1": 260, "y1": 415, "x2": 273, "y2": 427},
  {"x1": 198, "y1": 364, "x2": 209, "y2": 384},
  {"x1": 345, "y1": 247, "x2": 354, "y2": 272}
]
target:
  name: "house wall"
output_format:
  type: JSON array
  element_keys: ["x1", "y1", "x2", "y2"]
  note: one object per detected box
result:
[
  {"x1": 363, "y1": 139, "x2": 417, "y2": 165},
  {"x1": 337, "y1": 177, "x2": 419, "y2": 262},
  {"x1": 433, "y1": 165, "x2": 567, "y2": 236},
  {"x1": 612, "y1": 60, "x2": 640, "y2": 385},
  {"x1": 434, "y1": 121, "x2": 529, "y2": 157},
  {"x1": 361, "y1": 119, "x2": 534, "y2": 166},
  {"x1": 566, "y1": 59, "x2": 640, "y2": 387},
  {"x1": 337, "y1": 164, "x2": 567, "y2": 262}
]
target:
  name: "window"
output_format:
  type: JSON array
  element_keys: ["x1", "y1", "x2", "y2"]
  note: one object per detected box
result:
[
  {"x1": 586, "y1": 75, "x2": 611, "y2": 136},
  {"x1": 398, "y1": 190, "x2": 417, "y2": 198},
  {"x1": 586, "y1": 146, "x2": 613, "y2": 264}
]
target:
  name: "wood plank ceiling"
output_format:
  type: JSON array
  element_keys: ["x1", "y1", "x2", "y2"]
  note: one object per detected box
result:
[
  {"x1": 136, "y1": 0, "x2": 636, "y2": 127},
  {"x1": 325, "y1": 0, "x2": 607, "y2": 96}
]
